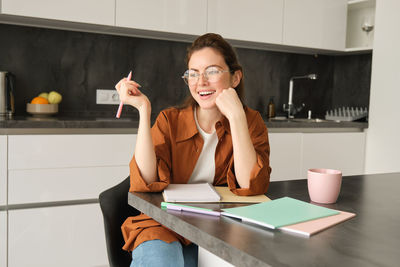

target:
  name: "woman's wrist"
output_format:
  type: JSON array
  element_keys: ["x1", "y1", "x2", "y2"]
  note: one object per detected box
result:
[
  {"x1": 138, "y1": 99, "x2": 151, "y2": 118},
  {"x1": 227, "y1": 108, "x2": 246, "y2": 124}
]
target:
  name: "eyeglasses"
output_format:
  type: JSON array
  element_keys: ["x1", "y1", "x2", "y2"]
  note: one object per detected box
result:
[{"x1": 182, "y1": 66, "x2": 231, "y2": 86}]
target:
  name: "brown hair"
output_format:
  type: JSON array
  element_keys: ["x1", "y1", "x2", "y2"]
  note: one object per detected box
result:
[{"x1": 180, "y1": 33, "x2": 244, "y2": 108}]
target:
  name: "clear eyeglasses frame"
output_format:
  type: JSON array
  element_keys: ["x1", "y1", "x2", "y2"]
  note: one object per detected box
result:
[{"x1": 182, "y1": 66, "x2": 232, "y2": 86}]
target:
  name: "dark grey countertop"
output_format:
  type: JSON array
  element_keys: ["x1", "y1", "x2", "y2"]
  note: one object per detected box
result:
[
  {"x1": 0, "y1": 115, "x2": 367, "y2": 133},
  {"x1": 0, "y1": 115, "x2": 139, "y2": 128},
  {"x1": 129, "y1": 173, "x2": 400, "y2": 267}
]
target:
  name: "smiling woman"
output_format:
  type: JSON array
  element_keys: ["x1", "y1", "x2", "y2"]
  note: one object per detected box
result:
[{"x1": 115, "y1": 33, "x2": 271, "y2": 267}]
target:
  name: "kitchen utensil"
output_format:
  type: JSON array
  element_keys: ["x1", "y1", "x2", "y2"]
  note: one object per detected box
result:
[
  {"x1": 308, "y1": 168, "x2": 342, "y2": 204},
  {"x1": 26, "y1": 103, "x2": 58, "y2": 117}
]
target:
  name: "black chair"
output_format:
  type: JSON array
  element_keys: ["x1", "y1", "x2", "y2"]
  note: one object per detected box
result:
[{"x1": 99, "y1": 176, "x2": 141, "y2": 267}]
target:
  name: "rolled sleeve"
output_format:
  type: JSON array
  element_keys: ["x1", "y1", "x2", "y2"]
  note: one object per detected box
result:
[{"x1": 129, "y1": 156, "x2": 170, "y2": 192}]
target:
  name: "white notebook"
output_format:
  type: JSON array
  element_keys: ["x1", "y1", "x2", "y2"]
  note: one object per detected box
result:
[{"x1": 162, "y1": 183, "x2": 221, "y2": 202}]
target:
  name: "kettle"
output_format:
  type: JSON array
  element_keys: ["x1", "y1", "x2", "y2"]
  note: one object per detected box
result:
[{"x1": 0, "y1": 71, "x2": 15, "y2": 117}]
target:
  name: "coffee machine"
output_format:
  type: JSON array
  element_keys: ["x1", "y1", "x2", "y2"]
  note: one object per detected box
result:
[{"x1": 0, "y1": 71, "x2": 15, "y2": 117}]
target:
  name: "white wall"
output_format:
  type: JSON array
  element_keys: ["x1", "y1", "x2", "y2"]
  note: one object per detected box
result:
[{"x1": 365, "y1": 0, "x2": 400, "y2": 173}]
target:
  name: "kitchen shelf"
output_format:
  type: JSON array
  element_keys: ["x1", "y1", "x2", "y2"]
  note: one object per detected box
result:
[
  {"x1": 345, "y1": 46, "x2": 373, "y2": 53},
  {"x1": 346, "y1": 0, "x2": 375, "y2": 52},
  {"x1": 348, "y1": 0, "x2": 375, "y2": 11}
]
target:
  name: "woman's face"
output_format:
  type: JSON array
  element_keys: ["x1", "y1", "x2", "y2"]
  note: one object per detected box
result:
[{"x1": 187, "y1": 47, "x2": 239, "y2": 110}]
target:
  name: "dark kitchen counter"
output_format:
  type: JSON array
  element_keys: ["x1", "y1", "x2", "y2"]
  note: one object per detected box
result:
[
  {"x1": 0, "y1": 115, "x2": 367, "y2": 134},
  {"x1": 0, "y1": 115, "x2": 139, "y2": 134}
]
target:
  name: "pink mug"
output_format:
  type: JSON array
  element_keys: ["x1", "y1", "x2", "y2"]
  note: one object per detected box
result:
[{"x1": 307, "y1": 168, "x2": 342, "y2": 204}]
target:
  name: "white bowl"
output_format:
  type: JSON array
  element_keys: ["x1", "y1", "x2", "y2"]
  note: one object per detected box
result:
[{"x1": 26, "y1": 103, "x2": 58, "y2": 116}]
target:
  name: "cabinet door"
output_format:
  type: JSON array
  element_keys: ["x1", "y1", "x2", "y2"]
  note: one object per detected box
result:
[
  {"x1": 8, "y1": 204, "x2": 107, "y2": 267},
  {"x1": 1, "y1": 0, "x2": 115, "y2": 26},
  {"x1": 268, "y1": 133, "x2": 302, "y2": 181},
  {"x1": 301, "y1": 132, "x2": 366, "y2": 179},
  {"x1": 0, "y1": 211, "x2": 6, "y2": 267},
  {"x1": 0, "y1": 136, "x2": 6, "y2": 206},
  {"x1": 8, "y1": 134, "x2": 136, "y2": 170},
  {"x1": 116, "y1": 0, "x2": 207, "y2": 35},
  {"x1": 8, "y1": 166, "x2": 129, "y2": 204},
  {"x1": 8, "y1": 134, "x2": 136, "y2": 204},
  {"x1": 207, "y1": 0, "x2": 284, "y2": 44},
  {"x1": 283, "y1": 0, "x2": 347, "y2": 50}
]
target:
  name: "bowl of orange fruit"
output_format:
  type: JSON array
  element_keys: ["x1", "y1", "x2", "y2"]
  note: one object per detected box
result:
[{"x1": 27, "y1": 91, "x2": 62, "y2": 116}]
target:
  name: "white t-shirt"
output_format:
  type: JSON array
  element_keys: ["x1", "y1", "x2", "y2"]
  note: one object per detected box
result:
[{"x1": 188, "y1": 108, "x2": 218, "y2": 184}]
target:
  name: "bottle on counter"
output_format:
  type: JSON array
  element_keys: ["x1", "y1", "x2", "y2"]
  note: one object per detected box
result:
[{"x1": 267, "y1": 97, "x2": 276, "y2": 118}]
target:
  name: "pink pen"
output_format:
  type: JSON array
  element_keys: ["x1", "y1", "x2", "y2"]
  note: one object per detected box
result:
[{"x1": 116, "y1": 71, "x2": 132, "y2": 118}]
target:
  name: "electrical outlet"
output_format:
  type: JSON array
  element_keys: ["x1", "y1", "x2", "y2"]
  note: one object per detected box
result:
[{"x1": 96, "y1": 89, "x2": 120, "y2": 105}]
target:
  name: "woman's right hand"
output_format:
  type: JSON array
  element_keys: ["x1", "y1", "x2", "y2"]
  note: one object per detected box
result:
[{"x1": 115, "y1": 78, "x2": 150, "y2": 111}]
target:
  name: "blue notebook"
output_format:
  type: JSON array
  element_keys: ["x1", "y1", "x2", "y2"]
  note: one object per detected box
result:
[{"x1": 221, "y1": 197, "x2": 339, "y2": 229}]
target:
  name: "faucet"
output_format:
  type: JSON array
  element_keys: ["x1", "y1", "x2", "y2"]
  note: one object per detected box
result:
[{"x1": 283, "y1": 74, "x2": 317, "y2": 118}]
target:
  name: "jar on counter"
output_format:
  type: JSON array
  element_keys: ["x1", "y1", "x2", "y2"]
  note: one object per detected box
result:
[{"x1": 267, "y1": 97, "x2": 275, "y2": 118}]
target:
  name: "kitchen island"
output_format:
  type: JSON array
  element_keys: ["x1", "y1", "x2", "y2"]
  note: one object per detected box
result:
[{"x1": 128, "y1": 173, "x2": 400, "y2": 267}]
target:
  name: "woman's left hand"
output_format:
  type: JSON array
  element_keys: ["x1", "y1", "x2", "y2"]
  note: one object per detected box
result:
[{"x1": 215, "y1": 88, "x2": 245, "y2": 121}]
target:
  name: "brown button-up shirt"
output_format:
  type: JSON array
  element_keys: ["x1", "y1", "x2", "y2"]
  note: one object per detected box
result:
[{"x1": 121, "y1": 105, "x2": 271, "y2": 251}]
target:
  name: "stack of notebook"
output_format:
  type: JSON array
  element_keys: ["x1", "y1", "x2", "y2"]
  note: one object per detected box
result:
[
  {"x1": 221, "y1": 197, "x2": 355, "y2": 237},
  {"x1": 162, "y1": 192, "x2": 355, "y2": 237}
]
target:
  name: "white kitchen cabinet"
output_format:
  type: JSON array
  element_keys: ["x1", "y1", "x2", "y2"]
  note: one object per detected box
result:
[
  {"x1": 0, "y1": 211, "x2": 6, "y2": 267},
  {"x1": 8, "y1": 134, "x2": 135, "y2": 170},
  {"x1": 116, "y1": 0, "x2": 207, "y2": 35},
  {"x1": 8, "y1": 134, "x2": 136, "y2": 204},
  {"x1": 301, "y1": 132, "x2": 366, "y2": 179},
  {"x1": 268, "y1": 131, "x2": 366, "y2": 181},
  {"x1": 283, "y1": 0, "x2": 347, "y2": 50},
  {"x1": 8, "y1": 204, "x2": 107, "y2": 267},
  {"x1": 8, "y1": 166, "x2": 129, "y2": 204},
  {"x1": 268, "y1": 133, "x2": 302, "y2": 181},
  {"x1": 0, "y1": 136, "x2": 6, "y2": 206},
  {"x1": 4, "y1": 133, "x2": 136, "y2": 267},
  {"x1": 207, "y1": 0, "x2": 284, "y2": 44},
  {"x1": 0, "y1": 0, "x2": 115, "y2": 26}
]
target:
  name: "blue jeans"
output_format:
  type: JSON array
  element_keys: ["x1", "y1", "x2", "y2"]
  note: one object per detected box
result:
[{"x1": 131, "y1": 240, "x2": 198, "y2": 267}]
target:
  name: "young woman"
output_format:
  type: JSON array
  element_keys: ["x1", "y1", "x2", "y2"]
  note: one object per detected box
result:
[{"x1": 116, "y1": 33, "x2": 271, "y2": 267}]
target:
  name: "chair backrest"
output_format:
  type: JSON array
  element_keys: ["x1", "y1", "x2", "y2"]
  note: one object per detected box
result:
[{"x1": 99, "y1": 176, "x2": 141, "y2": 267}]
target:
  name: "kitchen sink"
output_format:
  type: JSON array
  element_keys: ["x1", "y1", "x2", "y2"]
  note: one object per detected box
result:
[
  {"x1": 290, "y1": 118, "x2": 331, "y2": 123},
  {"x1": 268, "y1": 118, "x2": 334, "y2": 123}
]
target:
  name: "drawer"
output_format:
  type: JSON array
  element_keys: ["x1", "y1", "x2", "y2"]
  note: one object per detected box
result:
[
  {"x1": 0, "y1": 211, "x2": 6, "y2": 267},
  {"x1": 8, "y1": 204, "x2": 108, "y2": 267},
  {"x1": 0, "y1": 136, "x2": 6, "y2": 206},
  {"x1": 9, "y1": 166, "x2": 129, "y2": 204},
  {"x1": 8, "y1": 134, "x2": 136, "y2": 170}
]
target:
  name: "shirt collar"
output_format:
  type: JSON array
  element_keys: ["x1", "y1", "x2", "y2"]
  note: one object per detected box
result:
[
  {"x1": 176, "y1": 105, "x2": 231, "y2": 142},
  {"x1": 176, "y1": 105, "x2": 198, "y2": 142}
]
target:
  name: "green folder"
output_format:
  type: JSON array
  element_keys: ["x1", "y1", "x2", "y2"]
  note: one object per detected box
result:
[{"x1": 221, "y1": 197, "x2": 339, "y2": 229}]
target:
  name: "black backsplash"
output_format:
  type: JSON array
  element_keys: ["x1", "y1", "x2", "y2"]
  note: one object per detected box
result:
[{"x1": 0, "y1": 24, "x2": 371, "y2": 119}]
